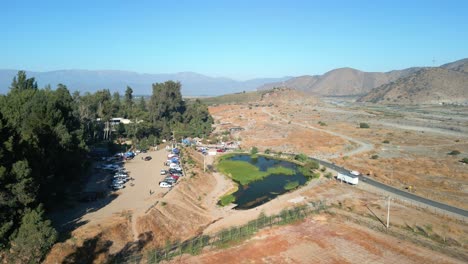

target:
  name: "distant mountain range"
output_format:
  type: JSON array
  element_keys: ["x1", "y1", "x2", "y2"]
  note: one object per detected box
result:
[
  {"x1": 358, "y1": 60, "x2": 468, "y2": 104},
  {"x1": 0, "y1": 69, "x2": 291, "y2": 96},
  {"x1": 258, "y1": 58, "x2": 467, "y2": 104}
]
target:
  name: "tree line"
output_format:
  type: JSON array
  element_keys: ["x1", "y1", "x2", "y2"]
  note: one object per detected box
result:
[{"x1": 0, "y1": 71, "x2": 213, "y2": 262}]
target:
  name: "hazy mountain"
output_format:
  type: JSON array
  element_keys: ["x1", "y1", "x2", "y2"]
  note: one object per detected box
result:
[
  {"x1": 0, "y1": 69, "x2": 290, "y2": 96},
  {"x1": 357, "y1": 67, "x2": 468, "y2": 104},
  {"x1": 258, "y1": 67, "x2": 422, "y2": 96}
]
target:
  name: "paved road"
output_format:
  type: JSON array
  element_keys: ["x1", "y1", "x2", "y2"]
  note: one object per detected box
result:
[{"x1": 310, "y1": 157, "x2": 468, "y2": 218}]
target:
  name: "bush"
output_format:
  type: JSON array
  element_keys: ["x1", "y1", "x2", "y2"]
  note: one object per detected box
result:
[
  {"x1": 250, "y1": 146, "x2": 258, "y2": 155},
  {"x1": 294, "y1": 153, "x2": 308, "y2": 163},
  {"x1": 264, "y1": 149, "x2": 271, "y2": 154},
  {"x1": 284, "y1": 181, "x2": 299, "y2": 190},
  {"x1": 325, "y1": 172, "x2": 333, "y2": 179},
  {"x1": 219, "y1": 194, "x2": 236, "y2": 206},
  {"x1": 359, "y1": 123, "x2": 370, "y2": 128},
  {"x1": 371, "y1": 155, "x2": 379, "y2": 159},
  {"x1": 318, "y1": 121, "x2": 327, "y2": 126},
  {"x1": 460, "y1": 158, "x2": 468, "y2": 164},
  {"x1": 448, "y1": 150, "x2": 461, "y2": 155},
  {"x1": 382, "y1": 140, "x2": 390, "y2": 144}
]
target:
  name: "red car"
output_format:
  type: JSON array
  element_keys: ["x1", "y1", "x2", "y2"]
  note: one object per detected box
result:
[
  {"x1": 169, "y1": 175, "x2": 180, "y2": 180},
  {"x1": 216, "y1": 149, "x2": 225, "y2": 153}
]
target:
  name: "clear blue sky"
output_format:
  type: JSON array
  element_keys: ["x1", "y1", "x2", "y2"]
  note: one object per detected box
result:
[{"x1": 1, "y1": 0, "x2": 467, "y2": 80}]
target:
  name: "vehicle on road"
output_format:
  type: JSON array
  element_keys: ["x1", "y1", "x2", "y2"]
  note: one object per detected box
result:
[
  {"x1": 144, "y1": 156, "x2": 152, "y2": 161},
  {"x1": 159, "y1": 181, "x2": 173, "y2": 188},
  {"x1": 337, "y1": 173, "x2": 359, "y2": 185}
]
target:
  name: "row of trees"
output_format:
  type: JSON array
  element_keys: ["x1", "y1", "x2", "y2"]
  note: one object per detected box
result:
[
  {"x1": 0, "y1": 71, "x2": 214, "y2": 262},
  {"x1": 74, "y1": 81, "x2": 212, "y2": 145}
]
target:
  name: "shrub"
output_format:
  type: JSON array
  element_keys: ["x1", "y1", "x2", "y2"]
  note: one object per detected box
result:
[
  {"x1": 460, "y1": 158, "x2": 468, "y2": 164},
  {"x1": 294, "y1": 153, "x2": 308, "y2": 163},
  {"x1": 359, "y1": 123, "x2": 370, "y2": 128},
  {"x1": 318, "y1": 121, "x2": 327, "y2": 126},
  {"x1": 264, "y1": 149, "x2": 271, "y2": 154},
  {"x1": 250, "y1": 146, "x2": 258, "y2": 155},
  {"x1": 325, "y1": 172, "x2": 333, "y2": 179},
  {"x1": 448, "y1": 150, "x2": 461, "y2": 155},
  {"x1": 382, "y1": 140, "x2": 390, "y2": 144},
  {"x1": 371, "y1": 155, "x2": 379, "y2": 159},
  {"x1": 284, "y1": 181, "x2": 299, "y2": 190},
  {"x1": 219, "y1": 194, "x2": 236, "y2": 206}
]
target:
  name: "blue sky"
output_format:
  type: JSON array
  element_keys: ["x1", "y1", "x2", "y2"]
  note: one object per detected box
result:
[{"x1": 1, "y1": 0, "x2": 467, "y2": 79}]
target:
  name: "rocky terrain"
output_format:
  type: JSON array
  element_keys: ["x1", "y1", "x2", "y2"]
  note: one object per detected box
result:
[{"x1": 358, "y1": 67, "x2": 468, "y2": 104}]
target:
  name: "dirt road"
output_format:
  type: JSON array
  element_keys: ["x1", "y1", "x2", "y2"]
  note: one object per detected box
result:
[{"x1": 262, "y1": 107, "x2": 374, "y2": 159}]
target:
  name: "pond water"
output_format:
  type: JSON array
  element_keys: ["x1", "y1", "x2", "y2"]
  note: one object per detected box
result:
[{"x1": 226, "y1": 155, "x2": 308, "y2": 210}]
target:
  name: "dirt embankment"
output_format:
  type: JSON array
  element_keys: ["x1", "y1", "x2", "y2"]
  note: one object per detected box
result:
[{"x1": 45, "y1": 149, "x2": 222, "y2": 263}]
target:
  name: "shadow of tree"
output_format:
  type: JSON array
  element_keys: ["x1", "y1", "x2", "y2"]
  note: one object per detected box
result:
[
  {"x1": 62, "y1": 234, "x2": 113, "y2": 264},
  {"x1": 107, "y1": 231, "x2": 154, "y2": 263}
]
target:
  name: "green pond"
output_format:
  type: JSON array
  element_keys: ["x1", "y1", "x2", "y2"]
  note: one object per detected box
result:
[{"x1": 218, "y1": 154, "x2": 308, "y2": 210}]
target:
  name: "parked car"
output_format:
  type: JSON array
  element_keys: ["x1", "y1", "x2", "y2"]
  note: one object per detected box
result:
[
  {"x1": 169, "y1": 175, "x2": 180, "y2": 180},
  {"x1": 110, "y1": 183, "x2": 125, "y2": 190},
  {"x1": 160, "y1": 169, "x2": 167, "y2": 175},
  {"x1": 169, "y1": 168, "x2": 182, "y2": 174},
  {"x1": 170, "y1": 172, "x2": 183, "y2": 177},
  {"x1": 112, "y1": 179, "x2": 125, "y2": 185},
  {"x1": 159, "y1": 181, "x2": 172, "y2": 188},
  {"x1": 164, "y1": 177, "x2": 177, "y2": 184},
  {"x1": 144, "y1": 156, "x2": 152, "y2": 161},
  {"x1": 216, "y1": 148, "x2": 225, "y2": 153}
]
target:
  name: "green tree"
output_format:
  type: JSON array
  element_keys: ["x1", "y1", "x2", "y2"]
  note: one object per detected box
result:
[
  {"x1": 251, "y1": 146, "x2": 258, "y2": 155},
  {"x1": 8, "y1": 206, "x2": 57, "y2": 263},
  {"x1": 10, "y1": 70, "x2": 38, "y2": 92},
  {"x1": 124, "y1": 86, "x2": 134, "y2": 118}
]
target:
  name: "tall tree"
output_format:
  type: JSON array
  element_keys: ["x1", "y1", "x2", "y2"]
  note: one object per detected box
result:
[
  {"x1": 10, "y1": 71, "x2": 38, "y2": 92},
  {"x1": 8, "y1": 206, "x2": 57, "y2": 263},
  {"x1": 124, "y1": 86, "x2": 134, "y2": 118}
]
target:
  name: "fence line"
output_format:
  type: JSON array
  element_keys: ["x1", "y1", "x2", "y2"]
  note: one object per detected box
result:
[
  {"x1": 115, "y1": 200, "x2": 329, "y2": 263},
  {"x1": 357, "y1": 182, "x2": 467, "y2": 223}
]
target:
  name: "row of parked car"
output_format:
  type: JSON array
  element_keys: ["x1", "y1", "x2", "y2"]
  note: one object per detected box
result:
[
  {"x1": 111, "y1": 168, "x2": 133, "y2": 190},
  {"x1": 159, "y1": 151, "x2": 183, "y2": 188}
]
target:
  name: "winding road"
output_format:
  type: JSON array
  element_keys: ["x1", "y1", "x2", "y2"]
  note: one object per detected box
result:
[{"x1": 262, "y1": 108, "x2": 373, "y2": 158}]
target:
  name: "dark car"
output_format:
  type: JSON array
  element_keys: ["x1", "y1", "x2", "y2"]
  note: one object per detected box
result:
[{"x1": 144, "y1": 156, "x2": 152, "y2": 161}]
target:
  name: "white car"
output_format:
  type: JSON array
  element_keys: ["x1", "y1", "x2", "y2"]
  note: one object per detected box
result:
[
  {"x1": 160, "y1": 170, "x2": 167, "y2": 175},
  {"x1": 159, "y1": 181, "x2": 172, "y2": 188}
]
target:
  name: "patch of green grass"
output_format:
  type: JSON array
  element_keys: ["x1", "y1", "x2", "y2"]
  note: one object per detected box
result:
[
  {"x1": 284, "y1": 181, "x2": 299, "y2": 190},
  {"x1": 219, "y1": 194, "x2": 236, "y2": 206},
  {"x1": 217, "y1": 160, "x2": 294, "y2": 185}
]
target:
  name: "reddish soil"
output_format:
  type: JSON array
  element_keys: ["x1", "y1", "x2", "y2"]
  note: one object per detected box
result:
[{"x1": 176, "y1": 215, "x2": 464, "y2": 264}]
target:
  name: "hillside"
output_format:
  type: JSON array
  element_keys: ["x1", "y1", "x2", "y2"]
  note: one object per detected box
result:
[
  {"x1": 0, "y1": 69, "x2": 290, "y2": 96},
  {"x1": 258, "y1": 67, "x2": 421, "y2": 96},
  {"x1": 357, "y1": 67, "x2": 468, "y2": 104},
  {"x1": 440, "y1": 58, "x2": 468, "y2": 73}
]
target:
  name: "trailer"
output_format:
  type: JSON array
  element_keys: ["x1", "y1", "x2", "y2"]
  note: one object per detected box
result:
[{"x1": 337, "y1": 173, "x2": 359, "y2": 185}]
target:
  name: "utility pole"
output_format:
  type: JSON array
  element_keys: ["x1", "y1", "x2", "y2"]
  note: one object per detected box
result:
[{"x1": 386, "y1": 196, "x2": 391, "y2": 230}]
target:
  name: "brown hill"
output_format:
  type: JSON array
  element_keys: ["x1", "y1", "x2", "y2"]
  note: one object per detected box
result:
[
  {"x1": 258, "y1": 67, "x2": 421, "y2": 96},
  {"x1": 440, "y1": 58, "x2": 468, "y2": 73},
  {"x1": 357, "y1": 68, "x2": 468, "y2": 104}
]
